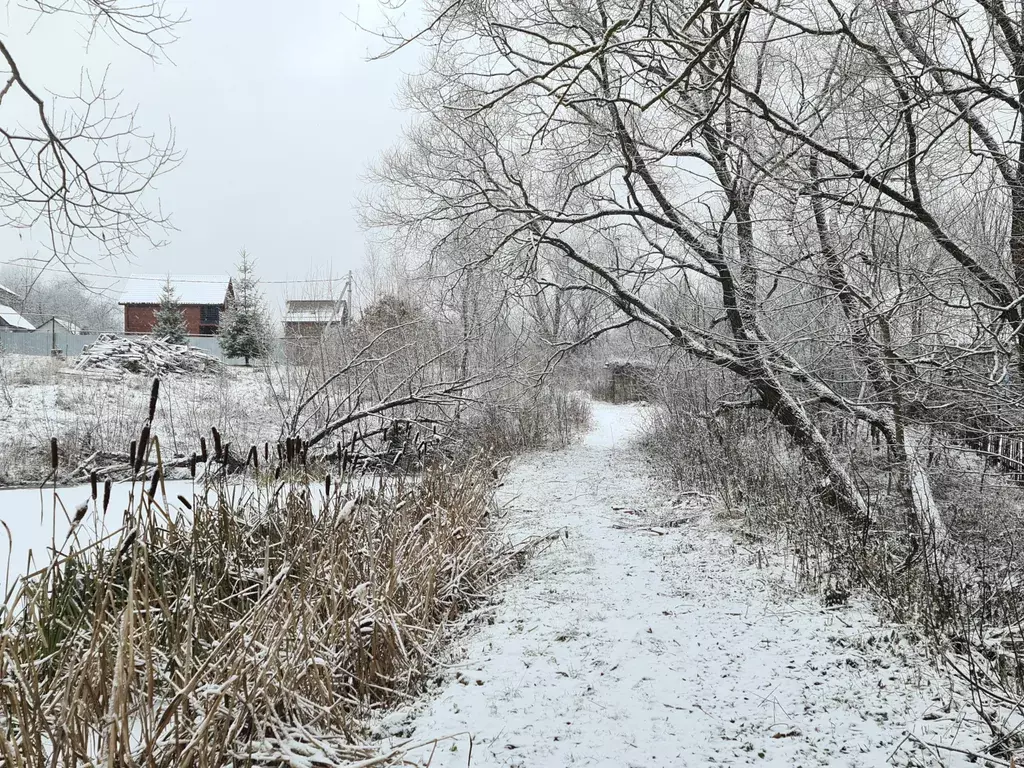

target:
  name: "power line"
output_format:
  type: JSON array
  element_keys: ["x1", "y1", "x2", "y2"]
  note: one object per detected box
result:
[{"x1": 0, "y1": 263, "x2": 353, "y2": 286}]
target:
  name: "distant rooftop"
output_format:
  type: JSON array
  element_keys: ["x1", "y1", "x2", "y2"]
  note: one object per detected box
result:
[
  {"x1": 284, "y1": 307, "x2": 345, "y2": 324},
  {"x1": 34, "y1": 316, "x2": 83, "y2": 334},
  {"x1": 119, "y1": 274, "x2": 232, "y2": 306},
  {"x1": 0, "y1": 304, "x2": 34, "y2": 331}
]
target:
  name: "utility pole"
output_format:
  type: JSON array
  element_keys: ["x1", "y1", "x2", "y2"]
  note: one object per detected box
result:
[{"x1": 344, "y1": 271, "x2": 354, "y2": 326}]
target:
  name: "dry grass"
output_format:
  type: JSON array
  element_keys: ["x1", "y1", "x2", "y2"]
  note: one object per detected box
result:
[
  {"x1": 0, "y1": 363, "x2": 595, "y2": 766},
  {"x1": 464, "y1": 386, "x2": 591, "y2": 455},
  {"x1": 0, "y1": 447, "x2": 503, "y2": 766}
]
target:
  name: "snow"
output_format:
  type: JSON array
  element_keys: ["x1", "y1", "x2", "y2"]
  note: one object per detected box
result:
[
  {"x1": 384, "y1": 402, "x2": 990, "y2": 767},
  {"x1": 0, "y1": 303, "x2": 34, "y2": 331},
  {"x1": 0, "y1": 359, "x2": 281, "y2": 486},
  {"x1": 118, "y1": 274, "x2": 231, "y2": 306},
  {"x1": 1, "y1": 473, "x2": 383, "y2": 583},
  {"x1": 0, "y1": 282, "x2": 21, "y2": 302}
]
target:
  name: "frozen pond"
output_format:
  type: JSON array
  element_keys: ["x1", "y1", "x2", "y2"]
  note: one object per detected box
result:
[
  {"x1": 1, "y1": 472, "x2": 393, "y2": 584},
  {"x1": 1, "y1": 479, "x2": 206, "y2": 583}
]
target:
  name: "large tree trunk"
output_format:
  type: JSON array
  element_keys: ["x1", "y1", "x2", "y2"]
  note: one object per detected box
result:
[
  {"x1": 898, "y1": 426, "x2": 947, "y2": 550},
  {"x1": 752, "y1": 371, "x2": 870, "y2": 528},
  {"x1": 809, "y1": 163, "x2": 947, "y2": 550}
]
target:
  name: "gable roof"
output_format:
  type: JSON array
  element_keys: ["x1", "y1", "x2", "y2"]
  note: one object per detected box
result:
[
  {"x1": 0, "y1": 304, "x2": 35, "y2": 331},
  {"x1": 284, "y1": 298, "x2": 346, "y2": 325},
  {"x1": 33, "y1": 316, "x2": 83, "y2": 334},
  {"x1": 118, "y1": 274, "x2": 232, "y2": 306}
]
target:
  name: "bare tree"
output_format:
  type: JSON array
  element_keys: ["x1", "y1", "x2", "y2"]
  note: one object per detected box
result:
[
  {"x1": 0, "y1": 1, "x2": 182, "y2": 268},
  {"x1": 0, "y1": 261, "x2": 119, "y2": 330},
  {"x1": 368, "y1": 0, "x2": 1024, "y2": 552}
]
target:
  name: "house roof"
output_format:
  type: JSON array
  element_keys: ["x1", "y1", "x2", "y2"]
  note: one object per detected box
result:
[
  {"x1": 0, "y1": 282, "x2": 20, "y2": 301},
  {"x1": 284, "y1": 308, "x2": 344, "y2": 324},
  {"x1": 0, "y1": 304, "x2": 35, "y2": 331},
  {"x1": 286, "y1": 298, "x2": 341, "y2": 308},
  {"x1": 34, "y1": 316, "x2": 83, "y2": 334},
  {"x1": 119, "y1": 274, "x2": 232, "y2": 306}
]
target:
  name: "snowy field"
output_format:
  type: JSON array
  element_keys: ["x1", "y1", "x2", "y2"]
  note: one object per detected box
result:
[
  {"x1": 0, "y1": 380, "x2": 1005, "y2": 765},
  {"x1": 0, "y1": 354, "x2": 281, "y2": 485},
  {"x1": 377, "y1": 402, "x2": 992, "y2": 767}
]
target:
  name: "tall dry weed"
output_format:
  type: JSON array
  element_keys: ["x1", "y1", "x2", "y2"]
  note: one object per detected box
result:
[{"x1": 1, "y1": 448, "x2": 501, "y2": 767}]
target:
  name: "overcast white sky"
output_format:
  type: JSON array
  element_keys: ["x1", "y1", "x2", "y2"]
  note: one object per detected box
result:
[{"x1": 0, "y1": 0, "x2": 420, "y2": 312}]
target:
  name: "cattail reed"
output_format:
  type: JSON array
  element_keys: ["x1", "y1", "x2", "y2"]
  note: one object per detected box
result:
[
  {"x1": 118, "y1": 529, "x2": 137, "y2": 559},
  {"x1": 3, "y1": 445, "x2": 500, "y2": 768},
  {"x1": 72, "y1": 502, "x2": 88, "y2": 525},
  {"x1": 90, "y1": 471, "x2": 98, "y2": 500},
  {"x1": 190, "y1": 453, "x2": 197, "y2": 478},
  {"x1": 135, "y1": 424, "x2": 151, "y2": 472},
  {"x1": 264, "y1": 442, "x2": 270, "y2": 461},
  {"x1": 212, "y1": 427, "x2": 223, "y2": 460},
  {"x1": 103, "y1": 478, "x2": 112, "y2": 512},
  {"x1": 50, "y1": 437, "x2": 58, "y2": 471},
  {"x1": 287, "y1": 437, "x2": 295, "y2": 464},
  {"x1": 247, "y1": 445, "x2": 258, "y2": 470},
  {"x1": 200, "y1": 437, "x2": 209, "y2": 463},
  {"x1": 148, "y1": 377, "x2": 161, "y2": 422}
]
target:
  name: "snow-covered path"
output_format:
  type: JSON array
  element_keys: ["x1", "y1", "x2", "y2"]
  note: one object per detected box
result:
[{"x1": 391, "y1": 403, "x2": 988, "y2": 767}]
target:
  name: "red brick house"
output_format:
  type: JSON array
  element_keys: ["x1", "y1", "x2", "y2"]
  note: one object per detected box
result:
[{"x1": 119, "y1": 274, "x2": 234, "y2": 336}]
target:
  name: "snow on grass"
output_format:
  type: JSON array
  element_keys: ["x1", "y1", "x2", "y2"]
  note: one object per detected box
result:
[
  {"x1": 0, "y1": 356, "x2": 280, "y2": 485},
  {"x1": 380, "y1": 401, "x2": 991, "y2": 767}
]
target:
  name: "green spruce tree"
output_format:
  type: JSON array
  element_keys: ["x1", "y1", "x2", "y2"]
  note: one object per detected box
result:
[
  {"x1": 152, "y1": 276, "x2": 188, "y2": 344},
  {"x1": 219, "y1": 250, "x2": 272, "y2": 365}
]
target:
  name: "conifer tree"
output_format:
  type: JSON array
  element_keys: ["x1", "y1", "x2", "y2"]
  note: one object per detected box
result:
[
  {"x1": 219, "y1": 250, "x2": 272, "y2": 365},
  {"x1": 152, "y1": 276, "x2": 188, "y2": 344}
]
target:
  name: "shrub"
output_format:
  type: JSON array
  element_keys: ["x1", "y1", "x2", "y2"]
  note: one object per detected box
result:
[{"x1": 463, "y1": 386, "x2": 591, "y2": 455}]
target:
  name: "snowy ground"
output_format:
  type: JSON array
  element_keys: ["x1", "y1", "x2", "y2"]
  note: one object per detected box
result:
[
  {"x1": 0, "y1": 354, "x2": 282, "y2": 485},
  {"x1": 380, "y1": 402, "x2": 992, "y2": 767}
]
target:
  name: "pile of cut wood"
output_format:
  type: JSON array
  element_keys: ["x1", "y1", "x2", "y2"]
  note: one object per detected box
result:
[{"x1": 72, "y1": 334, "x2": 222, "y2": 375}]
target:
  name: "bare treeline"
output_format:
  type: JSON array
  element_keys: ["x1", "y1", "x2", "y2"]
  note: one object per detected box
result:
[{"x1": 369, "y1": 0, "x2": 1024, "y2": 556}]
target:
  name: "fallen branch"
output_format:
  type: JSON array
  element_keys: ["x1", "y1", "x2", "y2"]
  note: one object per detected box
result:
[{"x1": 905, "y1": 733, "x2": 1012, "y2": 768}]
